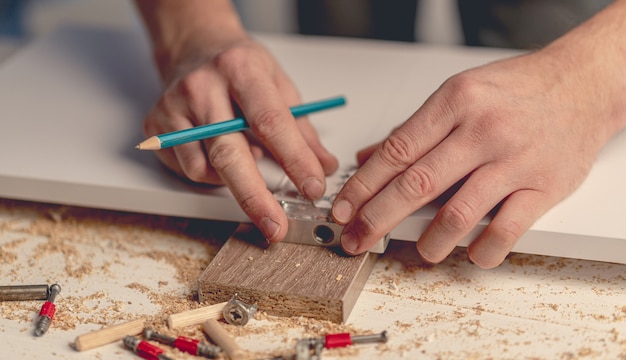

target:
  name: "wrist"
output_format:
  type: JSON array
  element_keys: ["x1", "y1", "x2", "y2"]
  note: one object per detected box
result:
[
  {"x1": 135, "y1": 0, "x2": 249, "y2": 81},
  {"x1": 539, "y1": 0, "x2": 626, "y2": 141}
]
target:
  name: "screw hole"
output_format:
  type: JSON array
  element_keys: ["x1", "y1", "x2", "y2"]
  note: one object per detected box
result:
[{"x1": 313, "y1": 225, "x2": 335, "y2": 244}]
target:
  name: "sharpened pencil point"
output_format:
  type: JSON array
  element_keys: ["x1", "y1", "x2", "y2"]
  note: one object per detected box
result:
[{"x1": 135, "y1": 136, "x2": 162, "y2": 151}]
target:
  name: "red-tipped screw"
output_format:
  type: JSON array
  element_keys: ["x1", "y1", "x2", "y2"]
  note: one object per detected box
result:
[{"x1": 34, "y1": 283, "x2": 61, "y2": 337}]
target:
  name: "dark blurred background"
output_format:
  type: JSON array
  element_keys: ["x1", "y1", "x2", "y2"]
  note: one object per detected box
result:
[{"x1": 0, "y1": 0, "x2": 613, "y2": 63}]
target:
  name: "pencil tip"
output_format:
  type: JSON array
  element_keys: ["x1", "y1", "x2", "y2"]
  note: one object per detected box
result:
[{"x1": 134, "y1": 137, "x2": 161, "y2": 151}]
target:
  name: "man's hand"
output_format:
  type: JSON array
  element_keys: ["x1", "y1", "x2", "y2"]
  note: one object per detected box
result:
[
  {"x1": 332, "y1": 0, "x2": 626, "y2": 267},
  {"x1": 135, "y1": 0, "x2": 338, "y2": 242}
]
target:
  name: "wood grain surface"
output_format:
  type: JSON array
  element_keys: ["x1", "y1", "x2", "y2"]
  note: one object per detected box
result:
[{"x1": 198, "y1": 223, "x2": 378, "y2": 323}]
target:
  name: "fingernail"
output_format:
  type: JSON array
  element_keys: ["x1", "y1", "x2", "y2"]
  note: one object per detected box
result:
[
  {"x1": 260, "y1": 217, "x2": 280, "y2": 241},
  {"x1": 341, "y1": 230, "x2": 358, "y2": 254},
  {"x1": 332, "y1": 200, "x2": 353, "y2": 223},
  {"x1": 302, "y1": 177, "x2": 324, "y2": 199}
]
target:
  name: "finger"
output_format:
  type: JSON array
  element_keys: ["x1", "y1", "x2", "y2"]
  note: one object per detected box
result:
[
  {"x1": 356, "y1": 142, "x2": 381, "y2": 166},
  {"x1": 231, "y1": 80, "x2": 328, "y2": 200},
  {"x1": 467, "y1": 189, "x2": 549, "y2": 269},
  {"x1": 355, "y1": 123, "x2": 404, "y2": 166},
  {"x1": 339, "y1": 132, "x2": 483, "y2": 255},
  {"x1": 295, "y1": 118, "x2": 339, "y2": 176},
  {"x1": 415, "y1": 165, "x2": 513, "y2": 264},
  {"x1": 184, "y1": 79, "x2": 288, "y2": 241},
  {"x1": 144, "y1": 103, "x2": 224, "y2": 183},
  {"x1": 208, "y1": 132, "x2": 288, "y2": 242},
  {"x1": 332, "y1": 98, "x2": 456, "y2": 224},
  {"x1": 273, "y1": 71, "x2": 339, "y2": 176},
  {"x1": 172, "y1": 73, "x2": 232, "y2": 184}
]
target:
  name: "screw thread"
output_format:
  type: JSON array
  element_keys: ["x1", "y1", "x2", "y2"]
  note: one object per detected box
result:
[{"x1": 197, "y1": 342, "x2": 221, "y2": 358}]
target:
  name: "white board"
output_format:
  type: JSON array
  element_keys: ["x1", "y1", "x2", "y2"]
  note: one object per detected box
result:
[{"x1": 0, "y1": 26, "x2": 624, "y2": 264}]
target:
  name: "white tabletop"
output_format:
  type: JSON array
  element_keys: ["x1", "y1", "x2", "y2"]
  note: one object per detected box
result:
[{"x1": 0, "y1": 25, "x2": 624, "y2": 264}]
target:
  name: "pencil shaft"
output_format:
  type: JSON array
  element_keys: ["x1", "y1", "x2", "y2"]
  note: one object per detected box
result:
[
  {"x1": 154, "y1": 96, "x2": 345, "y2": 150},
  {"x1": 159, "y1": 118, "x2": 246, "y2": 149}
]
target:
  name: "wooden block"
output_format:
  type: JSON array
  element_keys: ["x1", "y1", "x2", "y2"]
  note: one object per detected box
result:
[{"x1": 197, "y1": 224, "x2": 378, "y2": 323}]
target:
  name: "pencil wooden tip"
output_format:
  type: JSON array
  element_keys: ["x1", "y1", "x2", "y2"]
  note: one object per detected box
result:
[{"x1": 135, "y1": 136, "x2": 161, "y2": 151}]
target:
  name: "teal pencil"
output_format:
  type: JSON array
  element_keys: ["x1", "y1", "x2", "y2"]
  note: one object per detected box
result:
[{"x1": 135, "y1": 96, "x2": 346, "y2": 150}]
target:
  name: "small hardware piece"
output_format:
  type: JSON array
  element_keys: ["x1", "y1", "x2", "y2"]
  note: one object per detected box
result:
[
  {"x1": 222, "y1": 293, "x2": 257, "y2": 326},
  {"x1": 0, "y1": 284, "x2": 49, "y2": 301},
  {"x1": 123, "y1": 335, "x2": 173, "y2": 360},
  {"x1": 295, "y1": 331, "x2": 389, "y2": 360},
  {"x1": 144, "y1": 328, "x2": 221, "y2": 358},
  {"x1": 33, "y1": 283, "x2": 61, "y2": 337},
  {"x1": 272, "y1": 167, "x2": 390, "y2": 254},
  {"x1": 277, "y1": 200, "x2": 390, "y2": 254}
]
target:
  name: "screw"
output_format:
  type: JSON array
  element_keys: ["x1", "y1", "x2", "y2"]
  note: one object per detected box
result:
[
  {"x1": 123, "y1": 335, "x2": 173, "y2": 360},
  {"x1": 222, "y1": 293, "x2": 257, "y2": 326},
  {"x1": 351, "y1": 331, "x2": 388, "y2": 345},
  {"x1": 34, "y1": 283, "x2": 61, "y2": 337},
  {"x1": 143, "y1": 328, "x2": 175, "y2": 344},
  {"x1": 48, "y1": 284, "x2": 61, "y2": 302},
  {"x1": 144, "y1": 327, "x2": 221, "y2": 358}
]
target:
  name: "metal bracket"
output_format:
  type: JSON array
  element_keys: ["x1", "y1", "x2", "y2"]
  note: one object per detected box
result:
[
  {"x1": 271, "y1": 166, "x2": 390, "y2": 254},
  {"x1": 279, "y1": 200, "x2": 389, "y2": 254}
]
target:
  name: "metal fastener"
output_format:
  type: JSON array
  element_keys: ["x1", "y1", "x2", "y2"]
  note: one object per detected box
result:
[
  {"x1": 144, "y1": 327, "x2": 221, "y2": 358},
  {"x1": 34, "y1": 283, "x2": 61, "y2": 337},
  {"x1": 0, "y1": 284, "x2": 49, "y2": 301},
  {"x1": 123, "y1": 335, "x2": 173, "y2": 360},
  {"x1": 350, "y1": 331, "x2": 389, "y2": 345},
  {"x1": 222, "y1": 293, "x2": 257, "y2": 326},
  {"x1": 295, "y1": 330, "x2": 389, "y2": 360}
]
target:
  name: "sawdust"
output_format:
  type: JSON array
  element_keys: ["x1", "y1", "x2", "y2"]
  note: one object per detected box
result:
[
  {"x1": 0, "y1": 199, "x2": 390, "y2": 359},
  {"x1": 2, "y1": 199, "x2": 626, "y2": 359},
  {"x1": 0, "y1": 200, "x2": 223, "y2": 330}
]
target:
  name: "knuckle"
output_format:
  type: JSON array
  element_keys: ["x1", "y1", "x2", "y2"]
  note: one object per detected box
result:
[
  {"x1": 379, "y1": 131, "x2": 416, "y2": 167},
  {"x1": 237, "y1": 192, "x2": 261, "y2": 216},
  {"x1": 439, "y1": 199, "x2": 476, "y2": 232},
  {"x1": 213, "y1": 46, "x2": 260, "y2": 78},
  {"x1": 252, "y1": 108, "x2": 287, "y2": 140},
  {"x1": 208, "y1": 142, "x2": 242, "y2": 173},
  {"x1": 396, "y1": 165, "x2": 437, "y2": 199},
  {"x1": 345, "y1": 172, "x2": 377, "y2": 198},
  {"x1": 182, "y1": 158, "x2": 214, "y2": 183},
  {"x1": 352, "y1": 210, "x2": 382, "y2": 239},
  {"x1": 416, "y1": 244, "x2": 444, "y2": 264},
  {"x1": 490, "y1": 218, "x2": 524, "y2": 248},
  {"x1": 171, "y1": 74, "x2": 205, "y2": 111},
  {"x1": 213, "y1": 46, "x2": 247, "y2": 70},
  {"x1": 443, "y1": 71, "x2": 485, "y2": 105}
]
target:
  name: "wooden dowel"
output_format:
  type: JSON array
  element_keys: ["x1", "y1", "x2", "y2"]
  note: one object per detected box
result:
[
  {"x1": 73, "y1": 319, "x2": 145, "y2": 351},
  {"x1": 167, "y1": 301, "x2": 227, "y2": 329},
  {"x1": 202, "y1": 319, "x2": 248, "y2": 360}
]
